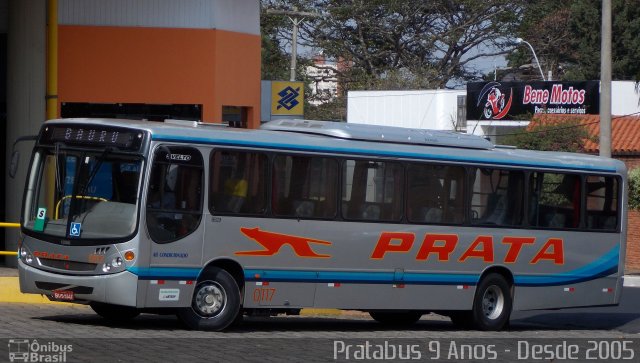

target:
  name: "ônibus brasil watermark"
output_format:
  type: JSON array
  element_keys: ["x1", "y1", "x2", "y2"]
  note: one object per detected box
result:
[{"x1": 7, "y1": 339, "x2": 72, "y2": 363}]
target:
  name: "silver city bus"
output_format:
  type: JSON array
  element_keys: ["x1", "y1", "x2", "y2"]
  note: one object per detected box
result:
[{"x1": 17, "y1": 118, "x2": 627, "y2": 331}]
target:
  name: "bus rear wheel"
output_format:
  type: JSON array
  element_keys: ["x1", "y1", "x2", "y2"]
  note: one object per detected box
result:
[
  {"x1": 471, "y1": 273, "x2": 512, "y2": 331},
  {"x1": 90, "y1": 302, "x2": 140, "y2": 321},
  {"x1": 177, "y1": 267, "x2": 241, "y2": 331},
  {"x1": 369, "y1": 311, "x2": 422, "y2": 325}
]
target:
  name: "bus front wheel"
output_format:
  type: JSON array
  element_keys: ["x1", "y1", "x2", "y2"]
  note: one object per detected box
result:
[
  {"x1": 177, "y1": 267, "x2": 241, "y2": 331},
  {"x1": 471, "y1": 273, "x2": 512, "y2": 331}
]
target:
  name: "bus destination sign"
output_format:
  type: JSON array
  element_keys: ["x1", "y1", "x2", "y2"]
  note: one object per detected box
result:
[{"x1": 42, "y1": 125, "x2": 144, "y2": 150}]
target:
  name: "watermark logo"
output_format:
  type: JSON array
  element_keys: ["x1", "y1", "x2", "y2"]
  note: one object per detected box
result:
[{"x1": 8, "y1": 339, "x2": 72, "y2": 362}]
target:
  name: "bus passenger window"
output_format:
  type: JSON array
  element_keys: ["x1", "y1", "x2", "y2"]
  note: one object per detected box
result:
[
  {"x1": 342, "y1": 160, "x2": 403, "y2": 222},
  {"x1": 529, "y1": 172, "x2": 581, "y2": 229},
  {"x1": 470, "y1": 168, "x2": 523, "y2": 227},
  {"x1": 407, "y1": 164, "x2": 465, "y2": 224},
  {"x1": 586, "y1": 176, "x2": 618, "y2": 231},
  {"x1": 209, "y1": 150, "x2": 268, "y2": 215},
  {"x1": 146, "y1": 146, "x2": 203, "y2": 243},
  {"x1": 272, "y1": 155, "x2": 338, "y2": 219}
]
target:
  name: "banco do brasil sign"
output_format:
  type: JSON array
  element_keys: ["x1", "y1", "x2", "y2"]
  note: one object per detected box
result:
[{"x1": 467, "y1": 81, "x2": 600, "y2": 121}]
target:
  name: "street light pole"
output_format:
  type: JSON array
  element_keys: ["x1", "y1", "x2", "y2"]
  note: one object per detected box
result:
[
  {"x1": 265, "y1": 8, "x2": 321, "y2": 82},
  {"x1": 515, "y1": 38, "x2": 546, "y2": 81}
]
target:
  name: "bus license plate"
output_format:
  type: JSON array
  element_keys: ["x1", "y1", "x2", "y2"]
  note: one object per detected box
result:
[{"x1": 53, "y1": 290, "x2": 74, "y2": 301}]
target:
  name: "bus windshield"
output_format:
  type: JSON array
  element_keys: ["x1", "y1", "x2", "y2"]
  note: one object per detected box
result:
[{"x1": 23, "y1": 146, "x2": 144, "y2": 242}]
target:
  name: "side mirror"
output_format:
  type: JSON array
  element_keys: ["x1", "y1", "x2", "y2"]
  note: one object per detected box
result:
[
  {"x1": 9, "y1": 150, "x2": 19, "y2": 179},
  {"x1": 9, "y1": 135, "x2": 38, "y2": 179}
]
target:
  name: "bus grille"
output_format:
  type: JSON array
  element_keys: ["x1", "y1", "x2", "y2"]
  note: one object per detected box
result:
[{"x1": 39, "y1": 258, "x2": 97, "y2": 272}]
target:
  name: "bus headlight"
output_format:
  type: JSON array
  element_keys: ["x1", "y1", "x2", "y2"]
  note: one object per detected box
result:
[
  {"x1": 25, "y1": 254, "x2": 33, "y2": 264},
  {"x1": 102, "y1": 263, "x2": 111, "y2": 273},
  {"x1": 111, "y1": 257, "x2": 122, "y2": 268}
]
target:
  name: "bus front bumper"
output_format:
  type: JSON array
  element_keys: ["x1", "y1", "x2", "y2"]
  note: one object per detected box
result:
[{"x1": 18, "y1": 260, "x2": 138, "y2": 307}]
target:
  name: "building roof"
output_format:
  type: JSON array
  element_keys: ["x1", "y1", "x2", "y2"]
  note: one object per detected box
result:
[{"x1": 529, "y1": 114, "x2": 640, "y2": 155}]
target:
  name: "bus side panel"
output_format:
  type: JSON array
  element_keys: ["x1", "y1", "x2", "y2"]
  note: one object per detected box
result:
[
  {"x1": 313, "y1": 283, "x2": 474, "y2": 311},
  {"x1": 243, "y1": 281, "x2": 315, "y2": 308},
  {"x1": 513, "y1": 276, "x2": 619, "y2": 310}
]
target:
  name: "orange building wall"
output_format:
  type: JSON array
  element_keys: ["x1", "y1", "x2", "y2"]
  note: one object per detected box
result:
[{"x1": 58, "y1": 25, "x2": 261, "y2": 127}]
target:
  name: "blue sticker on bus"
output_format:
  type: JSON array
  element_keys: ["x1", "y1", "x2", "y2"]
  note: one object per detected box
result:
[{"x1": 69, "y1": 222, "x2": 81, "y2": 237}]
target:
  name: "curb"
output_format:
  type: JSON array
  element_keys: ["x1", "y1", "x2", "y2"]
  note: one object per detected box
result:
[{"x1": 0, "y1": 277, "x2": 68, "y2": 305}]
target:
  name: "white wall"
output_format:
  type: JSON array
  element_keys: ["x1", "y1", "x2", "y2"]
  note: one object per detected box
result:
[
  {"x1": 59, "y1": 0, "x2": 260, "y2": 34},
  {"x1": 611, "y1": 81, "x2": 640, "y2": 116},
  {"x1": 347, "y1": 90, "x2": 465, "y2": 130}
]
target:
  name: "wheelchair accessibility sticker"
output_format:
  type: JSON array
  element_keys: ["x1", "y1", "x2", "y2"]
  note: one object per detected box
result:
[{"x1": 69, "y1": 222, "x2": 81, "y2": 237}]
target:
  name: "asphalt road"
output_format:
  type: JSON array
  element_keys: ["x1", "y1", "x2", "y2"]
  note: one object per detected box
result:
[{"x1": 0, "y1": 288, "x2": 638, "y2": 362}]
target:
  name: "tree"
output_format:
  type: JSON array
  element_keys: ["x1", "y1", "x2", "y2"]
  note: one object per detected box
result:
[
  {"x1": 260, "y1": 2, "x2": 294, "y2": 81},
  {"x1": 507, "y1": 1, "x2": 575, "y2": 80},
  {"x1": 628, "y1": 167, "x2": 640, "y2": 210},
  {"x1": 565, "y1": 0, "x2": 640, "y2": 80},
  {"x1": 501, "y1": 117, "x2": 595, "y2": 152},
  {"x1": 296, "y1": 0, "x2": 526, "y2": 90}
]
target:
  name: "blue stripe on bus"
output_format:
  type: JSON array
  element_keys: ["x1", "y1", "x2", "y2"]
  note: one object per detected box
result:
[
  {"x1": 513, "y1": 245, "x2": 620, "y2": 286},
  {"x1": 127, "y1": 266, "x2": 201, "y2": 280},
  {"x1": 127, "y1": 246, "x2": 619, "y2": 287},
  {"x1": 151, "y1": 134, "x2": 616, "y2": 173}
]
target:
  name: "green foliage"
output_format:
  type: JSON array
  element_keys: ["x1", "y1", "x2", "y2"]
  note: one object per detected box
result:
[
  {"x1": 565, "y1": 0, "x2": 640, "y2": 80},
  {"x1": 260, "y1": 4, "x2": 293, "y2": 81},
  {"x1": 628, "y1": 168, "x2": 640, "y2": 210},
  {"x1": 501, "y1": 118, "x2": 595, "y2": 152},
  {"x1": 507, "y1": 1, "x2": 574, "y2": 80},
  {"x1": 305, "y1": 97, "x2": 346, "y2": 121}
]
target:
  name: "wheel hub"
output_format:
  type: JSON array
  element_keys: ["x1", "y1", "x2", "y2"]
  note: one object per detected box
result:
[
  {"x1": 482, "y1": 285, "x2": 504, "y2": 320},
  {"x1": 194, "y1": 282, "x2": 227, "y2": 317}
]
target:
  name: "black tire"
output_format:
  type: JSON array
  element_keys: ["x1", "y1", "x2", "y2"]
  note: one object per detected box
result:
[
  {"x1": 177, "y1": 267, "x2": 241, "y2": 331},
  {"x1": 471, "y1": 273, "x2": 512, "y2": 331},
  {"x1": 369, "y1": 311, "x2": 422, "y2": 326},
  {"x1": 90, "y1": 302, "x2": 140, "y2": 321}
]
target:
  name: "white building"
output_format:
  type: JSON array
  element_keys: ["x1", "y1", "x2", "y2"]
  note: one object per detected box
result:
[
  {"x1": 306, "y1": 55, "x2": 339, "y2": 106},
  {"x1": 347, "y1": 81, "x2": 640, "y2": 142},
  {"x1": 347, "y1": 89, "x2": 467, "y2": 131}
]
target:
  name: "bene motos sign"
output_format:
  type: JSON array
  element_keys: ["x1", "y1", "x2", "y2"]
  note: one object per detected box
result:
[{"x1": 467, "y1": 81, "x2": 600, "y2": 121}]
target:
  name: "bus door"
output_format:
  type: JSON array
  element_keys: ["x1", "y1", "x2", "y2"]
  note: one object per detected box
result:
[{"x1": 144, "y1": 146, "x2": 205, "y2": 307}]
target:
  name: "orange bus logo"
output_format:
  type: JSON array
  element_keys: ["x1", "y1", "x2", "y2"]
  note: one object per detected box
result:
[{"x1": 236, "y1": 227, "x2": 332, "y2": 258}]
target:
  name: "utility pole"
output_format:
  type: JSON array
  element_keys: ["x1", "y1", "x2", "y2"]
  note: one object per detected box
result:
[
  {"x1": 266, "y1": 8, "x2": 321, "y2": 81},
  {"x1": 600, "y1": 0, "x2": 612, "y2": 157}
]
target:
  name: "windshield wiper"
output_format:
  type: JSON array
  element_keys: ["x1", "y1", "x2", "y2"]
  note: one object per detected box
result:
[
  {"x1": 77, "y1": 147, "x2": 112, "y2": 198},
  {"x1": 54, "y1": 143, "x2": 63, "y2": 195}
]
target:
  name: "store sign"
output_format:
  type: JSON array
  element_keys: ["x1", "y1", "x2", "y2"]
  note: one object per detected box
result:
[
  {"x1": 271, "y1": 81, "x2": 304, "y2": 116},
  {"x1": 467, "y1": 81, "x2": 600, "y2": 121}
]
